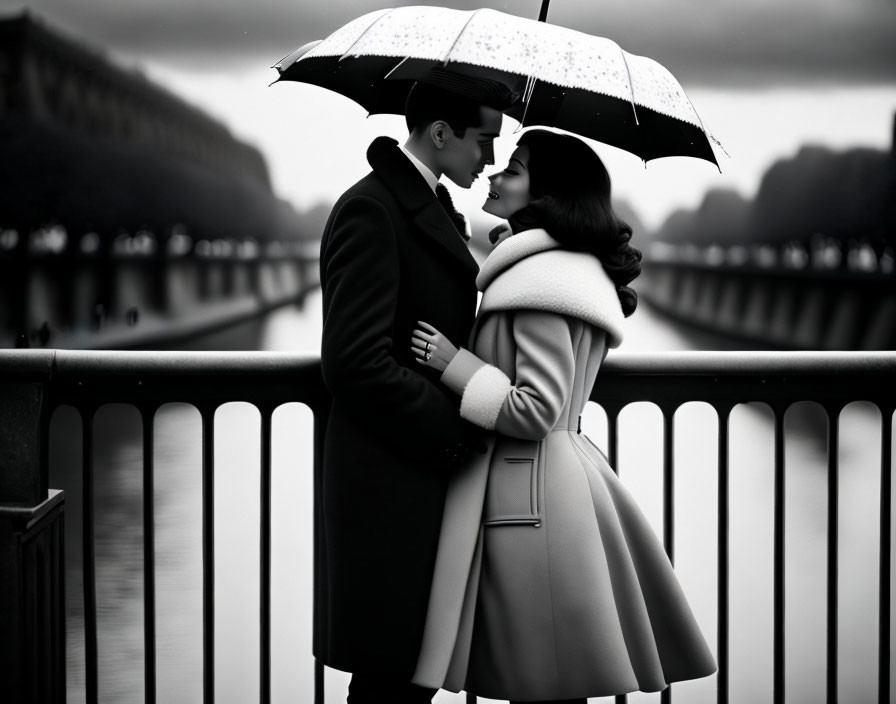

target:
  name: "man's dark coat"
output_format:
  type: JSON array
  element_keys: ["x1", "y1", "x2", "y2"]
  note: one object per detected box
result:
[{"x1": 317, "y1": 137, "x2": 481, "y2": 678}]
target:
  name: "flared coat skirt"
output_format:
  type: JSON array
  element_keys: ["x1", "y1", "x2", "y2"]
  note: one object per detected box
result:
[{"x1": 414, "y1": 428, "x2": 717, "y2": 701}]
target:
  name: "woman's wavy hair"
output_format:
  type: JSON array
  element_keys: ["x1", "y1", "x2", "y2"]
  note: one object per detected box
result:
[{"x1": 508, "y1": 130, "x2": 642, "y2": 316}]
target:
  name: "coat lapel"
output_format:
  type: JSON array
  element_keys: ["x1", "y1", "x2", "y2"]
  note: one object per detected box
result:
[
  {"x1": 367, "y1": 137, "x2": 479, "y2": 277},
  {"x1": 411, "y1": 202, "x2": 479, "y2": 276}
]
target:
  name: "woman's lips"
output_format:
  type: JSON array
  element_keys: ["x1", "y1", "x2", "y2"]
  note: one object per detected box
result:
[{"x1": 487, "y1": 190, "x2": 499, "y2": 200}]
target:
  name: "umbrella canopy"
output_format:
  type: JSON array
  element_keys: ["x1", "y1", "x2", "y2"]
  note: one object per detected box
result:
[{"x1": 273, "y1": 6, "x2": 721, "y2": 166}]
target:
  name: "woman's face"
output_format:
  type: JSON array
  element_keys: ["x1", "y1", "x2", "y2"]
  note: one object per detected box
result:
[{"x1": 482, "y1": 145, "x2": 531, "y2": 220}]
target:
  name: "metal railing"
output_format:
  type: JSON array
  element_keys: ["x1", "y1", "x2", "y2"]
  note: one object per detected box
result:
[{"x1": 1, "y1": 350, "x2": 893, "y2": 704}]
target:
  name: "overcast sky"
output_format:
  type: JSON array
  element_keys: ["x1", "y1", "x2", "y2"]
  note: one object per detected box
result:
[
  {"x1": 9, "y1": 0, "x2": 896, "y2": 86},
  {"x1": 5, "y1": 0, "x2": 896, "y2": 230}
]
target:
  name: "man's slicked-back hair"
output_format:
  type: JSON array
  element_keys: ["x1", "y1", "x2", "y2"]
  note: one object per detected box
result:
[{"x1": 404, "y1": 69, "x2": 519, "y2": 137}]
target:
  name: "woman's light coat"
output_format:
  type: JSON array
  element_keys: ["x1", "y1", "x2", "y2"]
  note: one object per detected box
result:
[{"x1": 413, "y1": 229, "x2": 716, "y2": 701}]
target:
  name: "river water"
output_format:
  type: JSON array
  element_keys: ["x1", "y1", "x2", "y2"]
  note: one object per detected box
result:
[{"x1": 49, "y1": 291, "x2": 893, "y2": 704}]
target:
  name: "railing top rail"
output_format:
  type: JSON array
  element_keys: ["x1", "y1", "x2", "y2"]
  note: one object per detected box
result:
[
  {"x1": 601, "y1": 350, "x2": 896, "y2": 376},
  {"x1": 0, "y1": 350, "x2": 321, "y2": 376},
  {"x1": 1, "y1": 349, "x2": 894, "y2": 375},
  {"x1": 1, "y1": 349, "x2": 894, "y2": 409},
  {"x1": 0, "y1": 350, "x2": 327, "y2": 408},
  {"x1": 597, "y1": 351, "x2": 896, "y2": 410},
  {"x1": 0, "y1": 349, "x2": 55, "y2": 380}
]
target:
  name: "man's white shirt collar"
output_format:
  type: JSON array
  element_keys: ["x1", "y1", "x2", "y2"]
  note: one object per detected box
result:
[{"x1": 399, "y1": 145, "x2": 439, "y2": 193}]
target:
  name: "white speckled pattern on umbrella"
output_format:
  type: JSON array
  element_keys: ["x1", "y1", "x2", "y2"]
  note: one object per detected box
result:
[{"x1": 274, "y1": 6, "x2": 721, "y2": 165}]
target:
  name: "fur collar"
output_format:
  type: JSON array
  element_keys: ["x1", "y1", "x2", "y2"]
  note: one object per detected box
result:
[{"x1": 477, "y1": 229, "x2": 625, "y2": 348}]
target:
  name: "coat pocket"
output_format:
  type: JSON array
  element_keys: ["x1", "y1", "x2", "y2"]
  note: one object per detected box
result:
[{"x1": 483, "y1": 439, "x2": 542, "y2": 527}]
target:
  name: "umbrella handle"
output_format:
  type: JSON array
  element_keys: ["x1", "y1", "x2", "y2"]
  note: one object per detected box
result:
[{"x1": 538, "y1": 0, "x2": 551, "y2": 22}]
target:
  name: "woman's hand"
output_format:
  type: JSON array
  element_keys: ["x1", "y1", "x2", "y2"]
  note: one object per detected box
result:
[{"x1": 411, "y1": 321, "x2": 458, "y2": 373}]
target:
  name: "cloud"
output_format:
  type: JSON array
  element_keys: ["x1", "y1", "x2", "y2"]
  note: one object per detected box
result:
[{"x1": 8, "y1": 0, "x2": 896, "y2": 86}]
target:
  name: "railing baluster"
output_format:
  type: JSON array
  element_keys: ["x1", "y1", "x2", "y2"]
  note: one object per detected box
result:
[
  {"x1": 313, "y1": 400, "x2": 330, "y2": 704},
  {"x1": 880, "y1": 407, "x2": 893, "y2": 704},
  {"x1": 606, "y1": 407, "x2": 627, "y2": 704},
  {"x1": 717, "y1": 404, "x2": 732, "y2": 704},
  {"x1": 662, "y1": 407, "x2": 676, "y2": 565},
  {"x1": 142, "y1": 407, "x2": 157, "y2": 704},
  {"x1": 607, "y1": 407, "x2": 620, "y2": 473},
  {"x1": 82, "y1": 406, "x2": 98, "y2": 704},
  {"x1": 825, "y1": 406, "x2": 840, "y2": 704},
  {"x1": 260, "y1": 406, "x2": 273, "y2": 704},
  {"x1": 40, "y1": 394, "x2": 66, "y2": 704},
  {"x1": 314, "y1": 658, "x2": 324, "y2": 704},
  {"x1": 201, "y1": 407, "x2": 216, "y2": 704},
  {"x1": 661, "y1": 405, "x2": 676, "y2": 704},
  {"x1": 773, "y1": 407, "x2": 786, "y2": 704}
]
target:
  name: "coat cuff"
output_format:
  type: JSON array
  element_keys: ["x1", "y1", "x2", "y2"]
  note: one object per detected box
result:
[
  {"x1": 442, "y1": 349, "x2": 511, "y2": 430},
  {"x1": 440, "y1": 348, "x2": 486, "y2": 396},
  {"x1": 460, "y1": 365, "x2": 511, "y2": 430}
]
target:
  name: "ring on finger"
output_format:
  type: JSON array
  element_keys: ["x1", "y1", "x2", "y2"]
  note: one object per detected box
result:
[
  {"x1": 425, "y1": 352, "x2": 432, "y2": 361},
  {"x1": 425, "y1": 341, "x2": 431, "y2": 352}
]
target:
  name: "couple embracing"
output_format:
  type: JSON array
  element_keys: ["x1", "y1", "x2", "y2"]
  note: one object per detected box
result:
[{"x1": 317, "y1": 74, "x2": 716, "y2": 704}]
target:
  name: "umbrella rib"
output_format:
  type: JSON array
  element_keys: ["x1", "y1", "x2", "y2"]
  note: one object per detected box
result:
[
  {"x1": 679, "y1": 87, "x2": 729, "y2": 163},
  {"x1": 440, "y1": 8, "x2": 484, "y2": 64},
  {"x1": 515, "y1": 75, "x2": 538, "y2": 131},
  {"x1": 383, "y1": 56, "x2": 411, "y2": 81},
  {"x1": 618, "y1": 48, "x2": 640, "y2": 126},
  {"x1": 523, "y1": 75, "x2": 537, "y2": 103},
  {"x1": 339, "y1": 8, "x2": 399, "y2": 60}
]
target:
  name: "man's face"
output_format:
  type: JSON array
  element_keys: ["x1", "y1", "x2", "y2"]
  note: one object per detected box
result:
[{"x1": 439, "y1": 106, "x2": 503, "y2": 189}]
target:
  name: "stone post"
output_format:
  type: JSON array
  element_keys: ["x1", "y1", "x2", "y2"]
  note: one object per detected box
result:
[{"x1": 0, "y1": 350, "x2": 65, "y2": 703}]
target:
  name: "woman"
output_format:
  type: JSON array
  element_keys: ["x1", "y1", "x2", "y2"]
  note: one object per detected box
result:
[{"x1": 409, "y1": 130, "x2": 716, "y2": 703}]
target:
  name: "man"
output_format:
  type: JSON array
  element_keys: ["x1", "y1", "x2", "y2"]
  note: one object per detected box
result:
[{"x1": 317, "y1": 75, "x2": 516, "y2": 703}]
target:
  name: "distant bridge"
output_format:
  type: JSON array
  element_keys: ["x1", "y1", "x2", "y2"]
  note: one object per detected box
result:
[
  {"x1": 0, "y1": 230, "x2": 320, "y2": 349},
  {"x1": 641, "y1": 240, "x2": 896, "y2": 350}
]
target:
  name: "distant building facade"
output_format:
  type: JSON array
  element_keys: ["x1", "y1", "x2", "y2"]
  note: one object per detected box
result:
[{"x1": 0, "y1": 11, "x2": 270, "y2": 187}]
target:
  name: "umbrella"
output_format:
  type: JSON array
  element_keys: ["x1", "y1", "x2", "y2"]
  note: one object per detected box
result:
[{"x1": 272, "y1": 6, "x2": 722, "y2": 166}]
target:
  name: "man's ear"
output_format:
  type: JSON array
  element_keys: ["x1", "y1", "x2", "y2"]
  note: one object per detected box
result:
[{"x1": 429, "y1": 120, "x2": 450, "y2": 150}]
